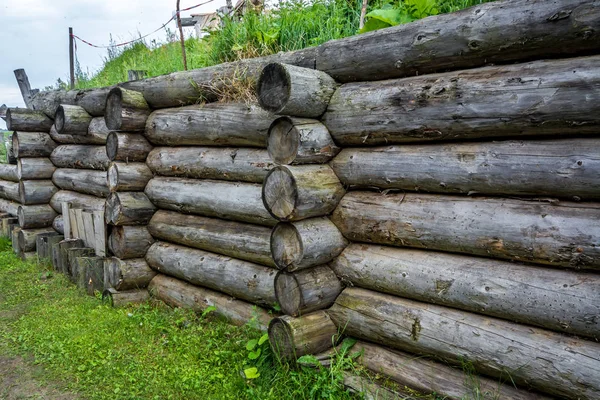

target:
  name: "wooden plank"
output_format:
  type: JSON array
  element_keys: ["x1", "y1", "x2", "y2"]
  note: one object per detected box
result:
[
  {"x1": 82, "y1": 211, "x2": 95, "y2": 248},
  {"x1": 13, "y1": 69, "x2": 35, "y2": 109},
  {"x1": 92, "y1": 210, "x2": 106, "y2": 257},
  {"x1": 74, "y1": 209, "x2": 85, "y2": 244},
  {"x1": 68, "y1": 209, "x2": 79, "y2": 240},
  {"x1": 61, "y1": 202, "x2": 71, "y2": 239}
]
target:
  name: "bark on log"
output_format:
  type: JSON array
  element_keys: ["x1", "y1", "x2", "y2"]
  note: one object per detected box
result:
[
  {"x1": 102, "y1": 288, "x2": 149, "y2": 307},
  {"x1": 49, "y1": 120, "x2": 108, "y2": 145},
  {"x1": 50, "y1": 145, "x2": 110, "y2": 170},
  {"x1": 331, "y1": 244, "x2": 600, "y2": 340},
  {"x1": 12, "y1": 132, "x2": 57, "y2": 158},
  {"x1": 145, "y1": 177, "x2": 276, "y2": 226},
  {"x1": 144, "y1": 103, "x2": 275, "y2": 147},
  {"x1": 50, "y1": 190, "x2": 106, "y2": 213},
  {"x1": 148, "y1": 210, "x2": 275, "y2": 267},
  {"x1": 107, "y1": 162, "x2": 153, "y2": 192},
  {"x1": 149, "y1": 274, "x2": 273, "y2": 330},
  {"x1": 36, "y1": 232, "x2": 63, "y2": 261},
  {"x1": 30, "y1": 90, "x2": 77, "y2": 119},
  {"x1": 18, "y1": 227, "x2": 56, "y2": 252},
  {"x1": 74, "y1": 256, "x2": 104, "y2": 294},
  {"x1": 68, "y1": 247, "x2": 96, "y2": 282},
  {"x1": 267, "y1": 117, "x2": 339, "y2": 165},
  {"x1": 120, "y1": 49, "x2": 316, "y2": 108},
  {"x1": 0, "y1": 179, "x2": 21, "y2": 202},
  {"x1": 262, "y1": 165, "x2": 345, "y2": 221},
  {"x1": 103, "y1": 257, "x2": 156, "y2": 290},
  {"x1": 0, "y1": 164, "x2": 18, "y2": 182},
  {"x1": 105, "y1": 87, "x2": 151, "y2": 131},
  {"x1": 73, "y1": 87, "x2": 113, "y2": 117},
  {"x1": 19, "y1": 180, "x2": 58, "y2": 205},
  {"x1": 0, "y1": 198, "x2": 20, "y2": 216},
  {"x1": 5, "y1": 108, "x2": 53, "y2": 132},
  {"x1": 146, "y1": 147, "x2": 274, "y2": 183},
  {"x1": 17, "y1": 158, "x2": 55, "y2": 180},
  {"x1": 18, "y1": 204, "x2": 57, "y2": 229},
  {"x1": 271, "y1": 217, "x2": 348, "y2": 271},
  {"x1": 55, "y1": 104, "x2": 93, "y2": 135},
  {"x1": 108, "y1": 225, "x2": 154, "y2": 259},
  {"x1": 316, "y1": 0, "x2": 600, "y2": 82},
  {"x1": 145, "y1": 242, "x2": 277, "y2": 307},
  {"x1": 275, "y1": 266, "x2": 342, "y2": 317},
  {"x1": 322, "y1": 56, "x2": 600, "y2": 146},
  {"x1": 52, "y1": 214, "x2": 64, "y2": 234},
  {"x1": 104, "y1": 192, "x2": 156, "y2": 226},
  {"x1": 268, "y1": 311, "x2": 338, "y2": 362},
  {"x1": 52, "y1": 168, "x2": 109, "y2": 198},
  {"x1": 327, "y1": 287, "x2": 600, "y2": 400},
  {"x1": 257, "y1": 63, "x2": 337, "y2": 117},
  {"x1": 330, "y1": 139, "x2": 600, "y2": 200},
  {"x1": 331, "y1": 192, "x2": 600, "y2": 270},
  {"x1": 106, "y1": 132, "x2": 152, "y2": 162}
]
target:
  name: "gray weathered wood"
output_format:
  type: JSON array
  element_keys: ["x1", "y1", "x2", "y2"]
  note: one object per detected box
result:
[
  {"x1": 267, "y1": 117, "x2": 339, "y2": 165},
  {"x1": 50, "y1": 190, "x2": 105, "y2": 214},
  {"x1": 262, "y1": 165, "x2": 345, "y2": 221},
  {"x1": 317, "y1": 0, "x2": 600, "y2": 82},
  {"x1": 60, "y1": 201, "x2": 71, "y2": 238},
  {"x1": 53, "y1": 214, "x2": 64, "y2": 235},
  {"x1": 146, "y1": 147, "x2": 274, "y2": 183},
  {"x1": 0, "y1": 198, "x2": 19, "y2": 217},
  {"x1": 50, "y1": 145, "x2": 110, "y2": 170},
  {"x1": 144, "y1": 103, "x2": 276, "y2": 147},
  {"x1": 330, "y1": 139, "x2": 600, "y2": 200},
  {"x1": 1, "y1": 217, "x2": 18, "y2": 237},
  {"x1": 107, "y1": 162, "x2": 153, "y2": 192},
  {"x1": 108, "y1": 225, "x2": 154, "y2": 259},
  {"x1": 106, "y1": 132, "x2": 152, "y2": 162},
  {"x1": 19, "y1": 180, "x2": 58, "y2": 205},
  {"x1": 323, "y1": 56, "x2": 600, "y2": 145},
  {"x1": 327, "y1": 287, "x2": 600, "y2": 400},
  {"x1": 146, "y1": 177, "x2": 276, "y2": 226},
  {"x1": 30, "y1": 90, "x2": 77, "y2": 119},
  {"x1": 5, "y1": 108, "x2": 53, "y2": 132},
  {"x1": 82, "y1": 211, "x2": 95, "y2": 248},
  {"x1": 49, "y1": 120, "x2": 108, "y2": 145},
  {"x1": 102, "y1": 288, "x2": 149, "y2": 307},
  {"x1": 331, "y1": 243, "x2": 600, "y2": 340},
  {"x1": 74, "y1": 87, "x2": 113, "y2": 117},
  {"x1": 0, "y1": 179, "x2": 21, "y2": 202},
  {"x1": 103, "y1": 257, "x2": 156, "y2": 290},
  {"x1": 257, "y1": 63, "x2": 337, "y2": 117},
  {"x1": 148, "y1": 210, "x2": 275, "y2": 267},
  {"x1": 18, "y1": 227, "x2": 56, "y2": 252},
  {"x1": 12, "y1": 227, "x2": 22, "y2": 255},
  {"x1": 12, "y1": 131, "x2": 57, "y2": 158},
  {"x1": 148, "y1": 274, "x2": 273, "y2": 330},
  {"x1": 67, "y1": 247, "x2": 96, "y2": 282},
  {"x1": 74, "y1": 256, "x2": 104, "y2": 294},
  {"x1": 145, "y1": 241, "x2": 277, "y2": 307},
  {"x1": 92, "y1": 210, "x2": 106, "y2": 257},
  {"x1": 104, "y1": 192, "x2": 156, "y2": 226},
  {"x1": 105, "y1": 87, "x2": 151, "y2": 131},
  {"x1": 52, "y1": 168, "x2": 110, "y2": 197},
  {"x1": 0, "y1": 164, "x2": 18, "y2": 182},
  {"x1": 17, "y1": 158, "x2": 56, "y2": 180},
  {"x1": 331, "y1": 192, "x2": 600, "y2": 270},
  {"x1": 13, "y1": 69, "x2": 35, "y2": 109},
  {"x1": 18, "y1": 204, "x2": 57, "y2": 229},
  {"x1": 271, "y1": 217, "x2": 347, "y2": 271},
  {"x1": 36, "y1": 232, "x2": 63, "y2": 261},
  {"x1": 55, "y1": 104, "x2": 93, "y2": 135}
]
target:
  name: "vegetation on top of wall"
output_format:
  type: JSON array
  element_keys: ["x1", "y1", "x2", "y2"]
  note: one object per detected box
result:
[{"x1": 72, "y1": 0, "x2": 495, "y2": 89}]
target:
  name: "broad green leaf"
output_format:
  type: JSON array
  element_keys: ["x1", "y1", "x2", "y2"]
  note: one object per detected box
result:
[
  {"x1": 248, "y1": 349, "x2": 261, "y2": 360},
  {"x1": 297, "y1": 354, "x2": 320, "y2": 366},
  {"x1": 258, "y1": 333, "x2": 269, "y2": 346},
  {"x1": 246, "y1": 339, "x2": 258, "y2": 351},
  {"x1": 244, "y1": 367, "x2": 260, "y2": 379}
]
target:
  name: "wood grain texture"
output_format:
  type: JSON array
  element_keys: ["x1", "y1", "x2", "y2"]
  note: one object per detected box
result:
[
  {"x1": 5, "y1": 107, "x2": 53, "y2": 132},
  {"x1": 18, "y1": 204, "x2": 57, "y2": 229},
  {"x1": 105, "y1": 87, "x2": 150, "y2": 131},
  {"x1": 55, "y1": 104, "x2": 92, "y2": 135},
  {"x1": 52, "y1": 168, "x2": 110, "y2": 198},
  {"x1": 49, "y1": 120, "x2": 108, "y2": 145},
  {"x1": 19, "y1": 180, "x2": 58, "y2": 205},
  {"x1": 105, "y1": 192, "x2": 156, "y2": 226},
  {"x1": 12, "y1": 131, "x2": 57, "y2": 158},
  {"x1": 107, "y1": 162, "x2": 153, "y2": 192},
  {"x1": 104, "y1": 257, "x2": 156, "y2": 290},
  {"x1": 108, "y1": 225, "x2": 154, "y2": 259},
  {"x1": 106, "y1": 132, "x2": 153, "y2": 162},
  {"x1": 50, "y1": 190, "x2": 106, "y2": 213},
  {"x1": 51, "y1": 145, "x2": 110, "y2": 170},
  {"x1": 17, "y1": 158, "x2": 56, "y2": 180},
  {"x1": 0, "y1": 164, "x2": 18, "y2": 182}
]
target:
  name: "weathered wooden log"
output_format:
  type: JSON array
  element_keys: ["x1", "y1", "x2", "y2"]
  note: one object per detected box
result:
[
  {"x1": 30, "y1": 90, "x2": 77, "y2": 119},
  {"x1": 74, "y1": 87, "x2": 113, "y2": 117},
  {"x1": 50, "y1": 145, "x2": 110, "y2": 170},
  {"x1": 106, "y1": 132, "x2": 152, "y2": 162},
  {"x1": 0, "y1": 179, "x2": 21, "y2": 202},
  {"x1": 262, "y1": 165, "x2": 345, "y2": 221},
  {"x1": 12, "y1": 131, "x2": 57, "y2": 158},
  {"x1": 144, "y1": 103, "x2": 275, "y2": 147},
  {"x1": 267, "y1": 117, "x2": 339, "y2": 165},
  {"x1": 105, "y1": 87, "x2": 151, "y2": 131},
  {"x1": 74, "y1": 256, "x2": 104, "y2": 294},
  {"x1": 17, "y1": 158, "x2": 56, "y2": 180},
  {"x1": 2, "y1": 217, "x2": 18, "y2": 237},
  {"x1": 120, "y1": 49, "x2": 316, "y2": 108},
  {"x1": 275, "y1": 266, "x2": 342, "y2": 317},
  {"x1": 317, "y1": 0, "x2": 600, "y2": 82},
  {"x1": 271, "y1": 217, "x2": 348, "y2": 271},
  {"x1": 55, "y1": 239, "x2": 85, "y2": 274},
  {"x1": 4, "y1": 133, "x2": 17, "y2": 164},
  {"x1": 49, "y1": 120, "x2": 108, "y2": 145},
  {"x1": 328, "y1": 287, "x2": 600, "y2": 400},
  {"x1": 146, "y1": 147, "x2": 274, "y2": 183},
  {"x1": 18, "y1": 204, "x2": 57, "y2": 229},
  {"x1": 268, "y1": 311, "x2": 338, "y2": 362},
  {"x1": 52, "y1": 214, "x2": 64, "y2": 234},
  {"x1": 36, "y1": 232, "x2": 63, "y2": 261},
  {"x1": 257, "y1": 63, "x2": 337, "y2": 117},
  {"x1": 5, "y1": 107, "x2": 53, "y2": 132},
  {"x1": 18, "y1": 227, "x2": 56, "y2": 252},
  {"x1": 331, "y1": 192, "x2": 600, "y2": 270},
  {"x1": 102, "y1": 288, "x2": 149, "y2": 307},
  {"x1": 322, "y1": 56, "x2": 600, "y2": 146},
  {"x1": 68, "y1": 247, "x2": 96, "y2": 282},
  {"x1": 11, "y1": 228, "x2": 22, "y2": 255},
  {"x1": 55, "y1": 104, "x2": 93, "y2": 135},
  {"x1": 19, "y1": 180, "x2": 58, "y2": 205},
  {"x1": 50, "y1": 190, "x2": 106, "y2": 213},
  {"x1": 146, "y1": 242, "x2": 277, "y2": 306},
  {"x1": 103, "y1": 257, "x2": 156, "y2": 290},
  {"x1": 108, "y1": 226, "x2": 154, "y2": 259},
  {"x1": 146, "y1": 177, "x2": 276, "y2": 226},
  {"x1": 148, "y1": 210, "x2": 274, "y2": 267},
  {"x1": 52, "y1": 168, "x2": 109, "y2": 197},
  {"x1": 342, "y1": 373, "x2": 414, "y2": 400},
  {"x1": 0, "y1": 198, "x2": 20, "y2": 217},
  {"x1": 331, "y1": 244, "x2": 600, "y2": 339},
  {"x1": 107, "y1": 162, "x2": 153, "y2": 192},
  {"x1": 104, "y1": 192, "x2": 156, "y2": 226},
  {"x1": 149, "y1": 274, "x2": 273, "y2": 330},
  {"x1": 330, "y1": 139, "x2": 600, "y2": 200},
  {"x1": 0, "y1": 164, "x2": 18, "y2": 182}
]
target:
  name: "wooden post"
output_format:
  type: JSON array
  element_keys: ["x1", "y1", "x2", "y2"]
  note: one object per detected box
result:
[
  {"x1": 13, "y1": 69, "x2": 35, "y2": 109},
  {"x1": 176, "y1": 0, "x2": 188, "y2": 71},
  {"x1": 61, "y1": 202, "x2": 71, "y2": 239},
  {"x1": 69, "y1": 27, "x2": 75, "y2": 89},
  {"x1": 93, "y1": 210, "x2": 106, "y2": 257}
]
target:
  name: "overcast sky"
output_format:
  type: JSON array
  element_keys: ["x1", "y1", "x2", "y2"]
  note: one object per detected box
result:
[{"x1": 0, "y1": 0, "x2": 226, "y2": 129}]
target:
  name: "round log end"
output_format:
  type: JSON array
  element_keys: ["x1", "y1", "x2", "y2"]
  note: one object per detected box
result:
[
  {"x1": 17, "y1": 206, "x2": 25, "y2": 228},
  {"x1": 105, "y1": 192, "x2": 121, "y2": 224},
  {"x1": 257, "y1": 63, "x2": 290, "y2": 114},
  {"x1": 16, "y1": 159, "x2": 23, "y2": 180},
  {"x1": 267, "y1": 117, "x2": 299, "y2": 165},
  {"x1": 274, "y1": 271, "x2": 302, "y2": 317},
  {"x1": 55, "y1": 105, "x2": 66, "y2": 134},
  {"x1": 105, "y1": 88, "x2": 123, "y2": 131},
  {"x1": 102, "y1": 288, "x2": 117, "y2": 306},
  {"x1": 18, "y1": 181, "x2": 26, "y2": 205},
  {"x1": 271, "y1": 222, "x2": 302, "y2": 270},
  {"x1": 5, "y1": 109, "x2": 14, "y2": 131},
  {"x1": 11, "y1": 133, "x2": 19, "y2": 158},
  {"x1": 262, "y1": 166, "x2": 297, "y2": 221},
  {"x1": 106, "y1": 131, "x2": 119, "y2": 161},
  {"x1": 107, "y1": 163, "x2": 119, "y2": 192},
  {"x1": 268, "y1": 317, "x2": 295, "y2": 361}
]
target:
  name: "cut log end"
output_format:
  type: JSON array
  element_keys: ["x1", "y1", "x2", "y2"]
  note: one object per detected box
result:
[
  {"x1": 274, "y1": 271, "x2": 302, "y2": 315},
  {"x1": 257, "y1": 63, "x2": 290, "y2": 114},
  {"x1": 271, "y1": 222, "x2": 302, "y2": 269},
  {"x1": 106, "y1": 131, "x2": 119, "y2": 161},
  {"x1": 262, "y1": 167, "x2": 297, "y2": 220},
  {"x1": 267, "y1": 117, "x2": 299, "y2": 165},
  {"x1": 107, "y1": 163, "x2": 118, "y2": 192},
  {"x1": 54, "y1": 105, "x2": 66, "y2": 133},
  {"x1": 105, "y1": 192, "x2": 122, "y2": 225},
  {"x1": 105, "y1": 88, "x2": 123, "y2": 131},
  {"x1": 268, "y1": 318, "x2": 295, "y2": 360}
]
